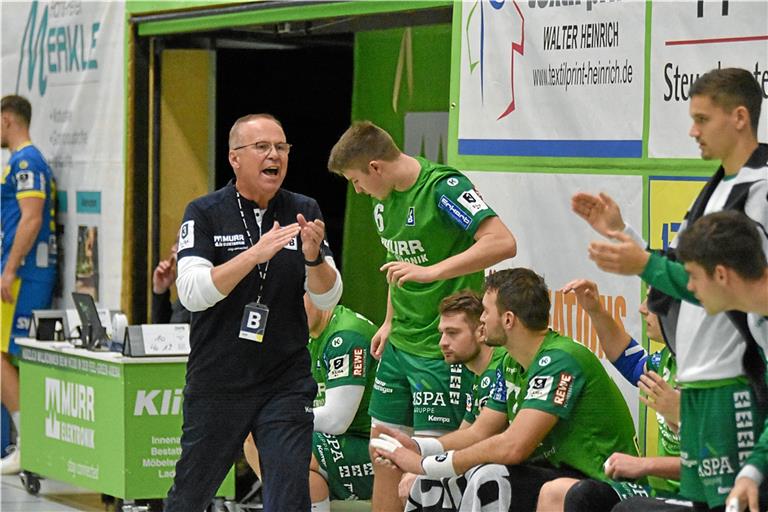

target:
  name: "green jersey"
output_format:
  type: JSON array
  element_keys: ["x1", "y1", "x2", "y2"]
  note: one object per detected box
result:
[
  {"x1": 308, "y1": 305, "x2": 378, "y2": 437},
  {"x1": 464, "y1": 347, "x2": 507, "y2": 424},
  {"x1": 374, "y1": 158, "x2": 497, "y2": 358},
  {"x1": 487, "y1": 330, "x2": 638, "y2": 481}
]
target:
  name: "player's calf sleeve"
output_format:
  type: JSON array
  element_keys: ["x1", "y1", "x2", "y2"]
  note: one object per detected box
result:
[{"x1": 564, "y1": 479, "x2": 619, "y2": 512}]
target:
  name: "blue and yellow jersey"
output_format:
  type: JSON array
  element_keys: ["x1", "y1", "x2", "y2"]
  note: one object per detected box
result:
[{"x1": 1, "y1": 142, "x2": 57, "y2": 280}]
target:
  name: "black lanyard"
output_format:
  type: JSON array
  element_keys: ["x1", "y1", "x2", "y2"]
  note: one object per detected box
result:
[{"x1": 235, "y1": 190, "x2": 269, "y2": 304}]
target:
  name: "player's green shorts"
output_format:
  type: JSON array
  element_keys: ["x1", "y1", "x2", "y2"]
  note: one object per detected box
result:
[
  {"x1": 312, "y1": 432, "x2": 373, "y2": 501},
  {"x1": 607, "y1": 480, "x2": 652, "y2": 500},
  {"x1": 606, "y1": 479, "x2": 682, "y2": 501},
  {"x1": 368, "y1": 341, "x2": 466, "y2": 431},
  {"x1": 679, "y1": 380, "x2": 766, "y2": 508}
]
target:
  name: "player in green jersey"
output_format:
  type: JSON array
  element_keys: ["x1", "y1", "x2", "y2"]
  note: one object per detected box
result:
[
  {"x1": 371, "y1": 269, "x2": 637, "y2": 512},
  {"x1": 244, "y1": 296, "x2": 378, "y2": 510},
  {"x1": 537, "y1": 280, "x2": 686, "y2": 511},
  {"x1": 675, "y1": 212, "x2": 768, "y2": 512},
  {"x1": 328, "y1": 121, "x2": 517, "y2": 511},
  {"x1": 583, "y1": 69, "x2": 768, "y2": 510},
  {"x1": 397, "y1": 290, "x2": 506, "y2": 505}
]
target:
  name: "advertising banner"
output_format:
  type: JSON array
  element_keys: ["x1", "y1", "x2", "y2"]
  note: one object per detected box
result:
[
  {"x1": 123, "y1": 362, "x2": 188, "y2": 497},
  {"x1": 458, "y1": 0, "x2": 645, "y2": 157},
  {"x1": 648, "y1": 176, "x2": 708, "y2": 251},
  {"x1": 21, "y1": 348, "x2": 124, "y2": 495},
  {"x1": 648, "y1": 0, "x2": 768, "y2": 157},
  {"x1": 1, "y1": 0, "x2": 125, "y2": 308},
  {"x1": 20, "y1": 345, "x2": 234, "y2": 499},
  {"x1": 467, "y1": 170, "x2": 644, "y2": 425}
]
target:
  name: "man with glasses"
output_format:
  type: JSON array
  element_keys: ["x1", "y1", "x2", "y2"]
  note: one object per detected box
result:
[{"x1": 165, "y1": 113, "x2": 343, "y2": 511}]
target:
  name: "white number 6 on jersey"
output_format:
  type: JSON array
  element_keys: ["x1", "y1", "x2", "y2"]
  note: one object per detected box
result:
[{"x1": 374, "y1": 204, "x2": 385, "y2": 232}]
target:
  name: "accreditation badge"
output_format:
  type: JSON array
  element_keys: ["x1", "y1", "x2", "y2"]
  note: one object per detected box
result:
[{"x1": 239, "y1": 302, "x2": 269, "y2": 342}]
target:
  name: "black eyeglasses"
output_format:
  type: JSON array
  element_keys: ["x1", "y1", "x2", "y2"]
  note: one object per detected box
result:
[{"x1": 233, "y1": 141, "x2": 292, "y2": 155}]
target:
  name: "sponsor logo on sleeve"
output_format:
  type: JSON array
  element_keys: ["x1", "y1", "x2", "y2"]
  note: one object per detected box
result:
[
  {"x1": 481, "y1": 376, "x2": 491, "y2": 388},
  {"x1": 16, "y1": 171, "x2": 34, "y2": 190},
  {"x1": 331, "y1": 336, "x2": 343, "y2": 348},
  {"x1": 538, "y1": 356, "x2": 551, "y2": 367},
  {"x1": 178, "y1": 221, "x2": 195, "y2": 251},
  {"x1": 457, "y1": 189, "x2": 489, "y2": 216},
  {"x1": 438, "y1": 195, "x2": 472, "y2": 230},
  {"x1": 525, "y1": 376, "x2": 553, "y2": 401},
  {"x1": 328, "y1": 355, "x2": 350, "y2": 380},
  {"x1": 446, "y1": 177, "x2": 459, "y2": 187},
  {"x1": 19, "y1": 160, "x2": 29, "y2": 170},
  {"x1": 352, "y1": 347, "x2": 365, "y2": 376},
  {"x1": 553, "y1": 372, "x2": 574, "y2": 406},
  {"x1": 489, "y1": 368, "x2": 507, "y2": 402}
]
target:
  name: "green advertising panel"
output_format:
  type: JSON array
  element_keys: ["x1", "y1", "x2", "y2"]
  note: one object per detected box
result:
[
  {"x1": 20, "y1": 344, "x2": 233, "y2": 500},
  {"x1": 123, "y1": 362, "x2": 189, "y2": 498},
  {"x1": 22, "y1": 347, "x2": 125, "y2": 495}
]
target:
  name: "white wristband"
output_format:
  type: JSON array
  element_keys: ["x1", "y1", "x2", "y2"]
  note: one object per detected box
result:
[
  {"x1": 413, "y1": 437, "x2": 445, "y2": 457},
  {"x1": 736, "y1": 464, "x2": 764, "y2": 486},
  {"x1": 421, "y1": 451, "x2": 457, "y2": 479},
  {"x1": 622, "y1": 223, "x2": 647, "y2": 248}
]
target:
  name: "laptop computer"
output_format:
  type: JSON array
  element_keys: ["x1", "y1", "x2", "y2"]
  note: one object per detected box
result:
[{"x1": 71, "y1": 292, "x2": 109, "y2": 350}]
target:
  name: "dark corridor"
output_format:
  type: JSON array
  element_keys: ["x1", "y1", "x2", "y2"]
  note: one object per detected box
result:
[{"x1": 215, "y1": 41, "x2": 354, "y2": 264}]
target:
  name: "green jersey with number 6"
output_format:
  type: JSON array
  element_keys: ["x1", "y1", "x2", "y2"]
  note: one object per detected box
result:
[
  {"x1": 487, "y1": 330, "x2": 638, "y2": 481},
  {"x1": 308, "y1": 305, "x2": 378, "y2": 436},
  {"x1": 374, "y1": 157, "x2": 497, "y2": 359}
]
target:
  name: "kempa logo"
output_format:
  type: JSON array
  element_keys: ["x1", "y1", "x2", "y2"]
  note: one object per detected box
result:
[
  {"x1": 134, "y1": 388, "x2": 183, "y2": 416},
  {"x1": 45, "y1": 377, "x2": 95, "y2": 448},
  {"x1": 15, "y1": 0, "x2": 101, "y2": 97}
]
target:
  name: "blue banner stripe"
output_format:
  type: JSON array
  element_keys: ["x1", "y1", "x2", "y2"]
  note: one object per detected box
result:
[{"x1": 458, "y1": 139, "x2": 642, "y2": 158}]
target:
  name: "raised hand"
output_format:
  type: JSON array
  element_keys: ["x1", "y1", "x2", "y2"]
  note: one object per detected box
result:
[
  {"x1": 572, "y1": 192, "x2": 626, "y2": 238},
  {"x1": 297, "y1": 213, "x2": 325, "y2": 263},
  {"x1": 588, "y1": 231, "x2": 650, "y2": 275},
  {"x1": 561, "y1": 279, "x2": 601, "y2": 314},
  {"x1": 251, "y1": 221, "x2": 300, "y2": 264},
  {"x1": 152, "y1": 259, "x2": 177, "y2": 294}
]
